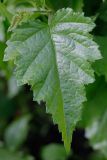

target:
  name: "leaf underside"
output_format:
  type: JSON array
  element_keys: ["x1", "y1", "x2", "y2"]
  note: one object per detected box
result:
[{"x1": 4, "y1": 8, "x2": 101, "y2": 152}]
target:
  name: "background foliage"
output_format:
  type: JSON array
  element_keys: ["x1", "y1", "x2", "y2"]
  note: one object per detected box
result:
[{"x1": 0, "y1": 0, "x2": 107, "y2": 160}]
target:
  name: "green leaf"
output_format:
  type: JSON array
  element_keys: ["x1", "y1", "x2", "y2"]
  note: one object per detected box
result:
[
  {"x1": 93, "y1": 36, "x2": 107, "y2": 81},
  {"x1": 41, "y1": 144, "x2": 68, "y2": 160},
  {"x1": 0, "y1": 2, "x2": 12, "y2": 22},
  {"x1": 0, "y1": 148, "x2": 34, "y2": 160},
  {"x1": 4, "y1": 8, "x2": 101, "y2": 152},
  {"x1": 4, "y1": 115, "x2": 31, "y2": 151},
  {"x1": 81, "y1": 77, "x2": 107, "y2": 157},
  {"x1": 8, "y1": 76, "x2": 20, "y2": 98},
  {"x1": 86, "y1": 111, "x2": 107, "y2": 157},
  {"x1": 4, "y1": 0, "x2": 38, "y2": 14},
  {"x1": 8, "y1": 12, "x2": 40, "y2": 32},
  {"x1": 81, "y1": 77, "x2": 107, "y2": 127}
]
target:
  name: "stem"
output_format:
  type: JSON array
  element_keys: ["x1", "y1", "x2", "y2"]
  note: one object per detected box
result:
[
  {"x1": 34, "y1": 10, "x2": 52, "y2": 14},
  {"x1": 0, "y1": 3, "x2": 12, "y2": 22},
  {"x1": 17, "y1": 8, "x2": 52, "y2": 15}
]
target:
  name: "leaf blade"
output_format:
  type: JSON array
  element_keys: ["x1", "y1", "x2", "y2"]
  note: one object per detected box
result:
[{"x1": 4, "y1": 8, "x2": 101, "y2": 152}]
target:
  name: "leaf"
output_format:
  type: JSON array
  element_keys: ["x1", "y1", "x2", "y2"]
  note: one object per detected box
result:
[
  {"x1": 81, "y1": 77, "x2": 107, "y2": 157},
  {"x1": 41, "y1": 144, "x2": 68, "y2": 160},
  {"x1": 4, "y1": 115, "x2": 31, "y2": 151},
  {"x1": 4, "y1": 0, "x2": 37, "y2": 14},
  {"x1": 0, "y1": 148, "x2": 34, "y2": 160},
  {"x1": 81, "y1": 77, "x2": 107, "y2": 127},
  {"x1": 86, "y1": 111, "x2": 107, "y2": 157},
  {"x1": 8, "y1": 76, "x2": 20, "y2": 98},
  {"x1": 8, "y1": 12, "x2": 40, "y2": 31},
  {"x1": 93, "y1": 36, "x2": 107, "y2": 81},
  {"x1": 4, "y1": 8, "x2": 101, "y2": 152},
  {"x1": 0, "y1": 2, "x2": 12, "y2": 22}
]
